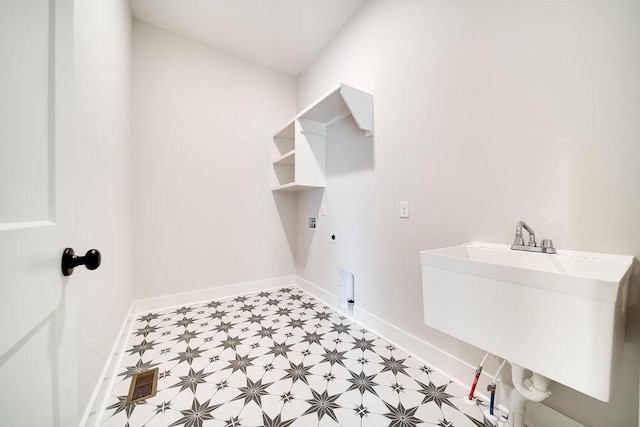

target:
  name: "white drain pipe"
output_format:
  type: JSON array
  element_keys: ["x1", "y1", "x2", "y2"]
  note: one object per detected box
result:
[{"x1": 507, "y1": 363, "x2": 552, "y2": 427}]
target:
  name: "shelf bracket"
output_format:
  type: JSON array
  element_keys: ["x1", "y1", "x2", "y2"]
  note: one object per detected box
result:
[{"x1": 340, "y1": 84, "x2": 374, "y2": 136}]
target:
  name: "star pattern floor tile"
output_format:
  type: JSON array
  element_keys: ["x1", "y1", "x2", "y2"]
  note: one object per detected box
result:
[{"x1": 100, "y1": 287, "x2": 494, "y2": 427}]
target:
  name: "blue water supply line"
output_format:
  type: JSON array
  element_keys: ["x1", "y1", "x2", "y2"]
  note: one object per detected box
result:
[{"x1": 488, "y1": 359, "x2": 508, "y2": 415}]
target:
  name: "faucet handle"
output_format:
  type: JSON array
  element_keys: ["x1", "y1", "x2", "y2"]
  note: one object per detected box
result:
[
  {"x1": 541, "y1": 239, "x2": 554, "y2": 249},
  {"x1": 528, "y1": 234, "x2": 537, "y2": 247}
]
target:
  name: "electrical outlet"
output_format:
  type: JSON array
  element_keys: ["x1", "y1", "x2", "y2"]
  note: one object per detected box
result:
[
  {"x1": 320, "y1": 204, "x2": 327, "y2": 216},
  {"x1": 308, "y1": 215, "x2": 317, "y2": 230},
  {"x1": 400, "y1": 201, "x2": 409, "y2": 218},
  {"x1": 329, "y1": 231, "x2": 338, "y2": 244}
]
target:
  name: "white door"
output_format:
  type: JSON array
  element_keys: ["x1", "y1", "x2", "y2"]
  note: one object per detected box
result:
[
  {"x1": 0, "y1": 2, "x2": 79, "y2": 425},
  {"x1": 0, "y1": 0, "x2": 74, "y2": 356}
]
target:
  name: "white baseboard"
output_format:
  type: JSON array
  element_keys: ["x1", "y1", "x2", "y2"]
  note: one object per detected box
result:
[
  {"x1": 133, "y1": 275, "x2": 296, "y2": 314},
  {"x1": 295, "y1": 276, "x2": 583, "y2": 427},
  {"x1": 296, "y1": 275, "x2": 339, "y2": 306},
  {"x1": 81, "y1": 275, "x2": 296, "y2": 426},
  {"x1": 80, "y1": 301, "x2": 137, "y2": 427}
]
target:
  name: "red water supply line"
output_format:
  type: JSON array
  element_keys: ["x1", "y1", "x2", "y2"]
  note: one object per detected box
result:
[
  {"x1": 468, "y1": 352, "x2": 490, "y2": 400},
  {"x1": 468, "y1": 367, "x2": 482, "y2": 400}
]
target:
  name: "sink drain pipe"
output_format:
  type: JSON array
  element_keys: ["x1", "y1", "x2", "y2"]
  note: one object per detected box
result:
[{"x1": 507, "y1": 363, "x2": 551, "y2": 427}]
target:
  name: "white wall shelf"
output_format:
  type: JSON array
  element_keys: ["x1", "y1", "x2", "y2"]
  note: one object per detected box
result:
[
  {"x1": 298, "y1": 83, "x2": 374, "y2": 137},
  {"x1": 270, "y1": 83, "x2": 373, "y2": 192},
  {"x1": 273, "y1": 150, "x2": 295, "y2": 165}
]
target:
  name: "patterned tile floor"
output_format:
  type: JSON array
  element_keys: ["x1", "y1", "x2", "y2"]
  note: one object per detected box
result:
[{"x1": 100, "y1": 287, "x2": 494, "y2": 427}]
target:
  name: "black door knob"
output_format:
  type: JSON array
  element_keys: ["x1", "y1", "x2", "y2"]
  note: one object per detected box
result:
[{"x1": 61, "y1": 248, "x2": 101, "y2": 276}]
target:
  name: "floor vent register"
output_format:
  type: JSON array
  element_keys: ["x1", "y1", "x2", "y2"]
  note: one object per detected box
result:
[{"x1": 126, "y1": 368, "x2": 158, "y2": 404}]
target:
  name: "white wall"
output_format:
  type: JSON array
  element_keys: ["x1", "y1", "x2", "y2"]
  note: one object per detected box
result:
[
  {"x1": 295, "y1": 1, "x2": 640, "y2": 425},
  {"x1": 132, "y1": 21, "x2": 297, "y2": 299},
  {"x1": 74, "y1": 0, "x2": 135, "y2": 420}
]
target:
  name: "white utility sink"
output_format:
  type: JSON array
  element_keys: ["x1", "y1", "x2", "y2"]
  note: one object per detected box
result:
[{"x1": 420, "y1": 241, "x2": 634, "y2": 402}]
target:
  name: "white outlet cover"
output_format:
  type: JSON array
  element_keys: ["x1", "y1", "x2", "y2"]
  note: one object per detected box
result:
[
  {"x1": 400, "y1": 201, "x2": 409, "y2": 218},
  {"x1": 329, "y1": 231, "x2": 338, "y2": 244},
  {"x1": 320, "y1": 204, "x2": 327, "y2": 216}
]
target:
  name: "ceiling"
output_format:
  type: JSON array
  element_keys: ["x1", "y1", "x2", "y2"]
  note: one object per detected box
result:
[{"x1": 130, "y1": 0, "x2": 367, "y2": 76}]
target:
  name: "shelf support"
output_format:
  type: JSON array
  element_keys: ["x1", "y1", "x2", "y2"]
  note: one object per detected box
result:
[{"x1": 340, "y1": 84, "x2": 374, "y2": 136}]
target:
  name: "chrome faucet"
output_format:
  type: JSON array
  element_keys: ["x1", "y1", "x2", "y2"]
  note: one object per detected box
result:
[
  {"x1": 511, "y1": 221, "x2": 556, "y2": 254},
  {"x1": 514, "y1": 221, "x2": 536, "y2": 247}
]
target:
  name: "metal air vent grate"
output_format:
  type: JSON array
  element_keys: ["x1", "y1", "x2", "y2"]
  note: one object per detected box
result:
[{"x1": 126, "y1": 368, "x2": 158, "y2": 404}]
